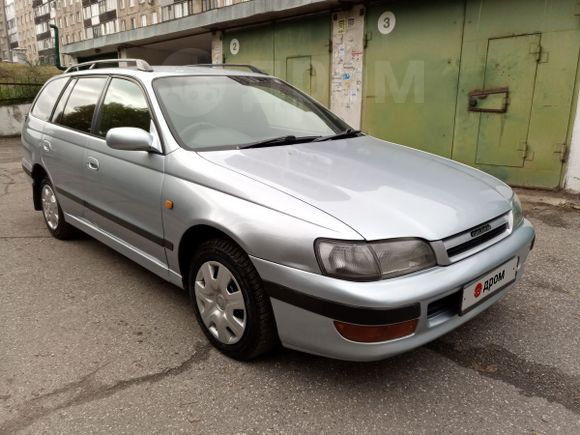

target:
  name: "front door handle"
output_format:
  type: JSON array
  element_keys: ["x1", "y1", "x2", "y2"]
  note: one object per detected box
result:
[{"x1": 87, "y1": 157, "x2": 100, "y2": 171}]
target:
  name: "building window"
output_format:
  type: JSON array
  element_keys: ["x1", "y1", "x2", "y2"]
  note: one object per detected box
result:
[
  {"x1": 162, "y1": 5, "x2": 173, "y2": 21},
  {"x1": 202, "y1": 0, "x2": 218, "y2": 11}
]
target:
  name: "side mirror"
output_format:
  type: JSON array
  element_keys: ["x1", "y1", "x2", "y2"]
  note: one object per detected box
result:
[{"x1": 106, "y1": 127, "x2": 156, "y2": 152}]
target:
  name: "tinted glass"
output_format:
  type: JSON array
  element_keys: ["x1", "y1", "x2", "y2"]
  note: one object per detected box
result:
[
  {"x1": 51, "y1": 78, "x2": 76, "y2": 124},
  {"x1": 154, "y1": 76, "x2": 349, "y2": 151},
  {"x1": 31, "y1": 78, "x2": 68, "y2": 121},
  {"x1": 97, "y1": 78, "x2": 151, "y2": 137},
  {"x1": 58, "y1": 77, "x2": 107, "y2": 133}
]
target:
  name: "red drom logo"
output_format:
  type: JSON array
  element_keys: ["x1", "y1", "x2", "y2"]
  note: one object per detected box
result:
[{"x1": 474, "y1": 283, "x2": 483, "y2": 298}]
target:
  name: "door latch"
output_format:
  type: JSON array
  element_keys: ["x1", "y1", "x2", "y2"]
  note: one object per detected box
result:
[{"x1": 468, "y1": 87, "x2": 509, "y2": 113}]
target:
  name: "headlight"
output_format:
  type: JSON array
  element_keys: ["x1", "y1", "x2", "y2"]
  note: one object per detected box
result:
[
  {"x1": 511, "y1": 193, "x2": 524, "y2": 229},
  {"x1": 315, "y1": 239, "x2": 436, "y2": 281}
]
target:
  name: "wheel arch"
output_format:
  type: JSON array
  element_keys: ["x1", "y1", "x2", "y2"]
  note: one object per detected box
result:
[
  {"x1": 178, "y1": 224, "x2": 249, "y2": 288},
  {"x1": 31, "y1": 164, "x2": 49, "y2": 211}
]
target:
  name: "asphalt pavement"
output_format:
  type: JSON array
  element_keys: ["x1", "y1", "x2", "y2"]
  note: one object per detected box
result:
[{"x1": 0, "y1": 137, "x2": 578, "y2": 434}]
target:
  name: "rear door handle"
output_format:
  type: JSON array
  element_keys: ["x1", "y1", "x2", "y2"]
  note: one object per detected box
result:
[
  {"x1": 41, "y1": 139, "x2": 52, "y2": 152},
  {"x1": 87, "y1": 156, "x2": 100, "y2": 171}
]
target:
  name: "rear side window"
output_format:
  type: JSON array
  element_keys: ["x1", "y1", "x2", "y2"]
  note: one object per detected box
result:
[
  {"x1": 57, "y1": 77, "x2": 107, "y2": 133},
  {"x1": 96, "y1": 78, "x2": 151, "y2": 137},
  {"x1": 31, "y1": 78, "x2": 68, "y2": 121},
  {"x1": 51, "y1": 78, "x2": 76, "y2": 124}
]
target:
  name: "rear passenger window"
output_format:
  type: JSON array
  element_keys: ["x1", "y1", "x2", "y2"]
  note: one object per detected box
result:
[
  {"x1": 57, "y1": 77, "x2": 107, "y2": 133},
  {"x1": 31, "y1": 78, "x2": 67, "y2": 121},
  {"x1": 51, "y1": 78, "x2": 76, "y2": 125},
  {"x1": 96, "y1": 78, "x2": 151, "y2": 137}
]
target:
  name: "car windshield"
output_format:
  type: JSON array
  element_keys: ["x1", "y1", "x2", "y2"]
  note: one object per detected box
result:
[{"x1": 153, "y1": 75, "x2": 350, "y2": 151}]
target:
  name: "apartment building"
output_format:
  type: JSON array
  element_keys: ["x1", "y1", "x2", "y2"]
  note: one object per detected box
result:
[
  {"x1": 0, "y1": 0, "x2": 53, "y2": 64},
  {"x1": 0, "y1": 0, "x2": 9, "y2": 60},
  {"x1": 3, "y1": 0, "x2": 18, "y2": 61},
  {"x1": 57, "y1": 0, "x2": 84, "y2": 47},
  {"x1": 33, "y1": 0, "x2": 57, "y2": 64},
  {"x1": 1, "y1": 0, "x2": 246, "y2": 65},
  {"x1": 117, "y1": 0, "x2": 159, "y2": 33}
]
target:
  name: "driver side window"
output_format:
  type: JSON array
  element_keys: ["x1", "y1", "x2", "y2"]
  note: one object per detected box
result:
[{"x1": 96, "y1": 78, "x2": 152, "y2": 137}]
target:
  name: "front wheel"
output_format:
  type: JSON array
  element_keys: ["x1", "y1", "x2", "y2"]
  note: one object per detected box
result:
[{"x1": 188, "y1": 239, "x2": 278, "y2": 360}]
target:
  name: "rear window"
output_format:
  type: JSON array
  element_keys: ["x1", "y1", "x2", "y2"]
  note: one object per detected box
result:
[
  {"x1": 31, "y1": 78, "x2": 68, "y2": 121},
  {"x1": 56, "y1": 77, "x2": 108, "y2": 134}
]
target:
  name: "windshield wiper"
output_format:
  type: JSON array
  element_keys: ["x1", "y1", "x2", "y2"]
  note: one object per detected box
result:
[
  {"x1": 313, "y1": 129, "x2": 362, "y2": 142},
  {"x1": 239, "y1": 135, "x2": 320, "y2": 149}
]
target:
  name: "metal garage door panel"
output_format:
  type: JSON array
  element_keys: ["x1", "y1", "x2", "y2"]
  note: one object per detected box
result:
[
  {"x1": 274, "y1": 15, "x2": 331, "y2": 106},
  {"x1": 452, "y1": 0, "x2": 579, "y2": 188},
  {"x1": 362, "y1": 0, "x2": 465, "y2": 158},
  {"x1": 224, "y1": 24, "x2": 275, "y2": 75},
  {"x1": 475, "y1": 34, "x2": 540, "y2": 167},
  {"x1": 286, "y1": 56, "x2": 312, "y2": 95}
]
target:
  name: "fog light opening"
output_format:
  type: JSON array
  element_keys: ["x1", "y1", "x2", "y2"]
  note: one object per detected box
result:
[{"x1": 334, "y1": 319, "x2": 418, "y2": 343}]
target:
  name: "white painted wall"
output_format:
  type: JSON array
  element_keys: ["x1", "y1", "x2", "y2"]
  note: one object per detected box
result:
[
  {"x1": 0, "y1": 103, "x2": 30, "y2": 137},
  {"x1": 330, "y1": 5, "x2": 365, "y2": 129},
  {"x1": 212, "y1": 32, "x2": 223, "y2": 64},
  {"x1": 565, "y1": 91, "x2": 580, "y2": 193}
]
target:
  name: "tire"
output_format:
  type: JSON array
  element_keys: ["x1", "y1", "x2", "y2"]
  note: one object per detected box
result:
[
  {"x1": 40, "y1": 177, "x2": 78, "y2": 240},
  {"x1": 188, "y1": 238, "x2": 278, "y2": 360}
]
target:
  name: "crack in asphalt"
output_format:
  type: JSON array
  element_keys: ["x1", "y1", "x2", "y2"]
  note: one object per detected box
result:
[
  {"x1": 428, "y1": 340, "x2": 580, "y2": 414},
  {"x1": 0, "y1": 342, "x2": 212, "y2": 433},
  {"x1": 0, "y1": 168, "x2": 16, "y2": 198}
]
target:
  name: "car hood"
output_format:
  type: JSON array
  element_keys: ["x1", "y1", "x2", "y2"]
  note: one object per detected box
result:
[{"x1": 199, "y1": 136, "x2": 512, "y2": 241}]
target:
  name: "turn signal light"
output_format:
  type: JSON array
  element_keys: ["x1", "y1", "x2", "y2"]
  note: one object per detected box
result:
[{"x1": 334, "y1": 319, "x2": 418, "y2": 343}]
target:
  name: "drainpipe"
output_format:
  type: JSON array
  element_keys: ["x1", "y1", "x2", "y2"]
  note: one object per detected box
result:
[{"x1": 49, "y1": 24, "x2": 66, "y2": 71}]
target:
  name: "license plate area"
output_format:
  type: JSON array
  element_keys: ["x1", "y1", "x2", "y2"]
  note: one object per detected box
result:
[{"x1": 461, "y1": 257, "x2": 519, "y2": 314}]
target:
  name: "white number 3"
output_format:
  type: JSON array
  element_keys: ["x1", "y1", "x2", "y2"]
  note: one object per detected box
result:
[{"x1": 378, "y1": 11, "x2": 396, "y2": 35}]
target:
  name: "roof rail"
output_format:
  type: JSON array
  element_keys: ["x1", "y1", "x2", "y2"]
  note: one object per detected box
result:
[
  {"x1": 64, "y1": 58, "x2": 154, "y2": 73},
  {"x1": 191, "y1": 64, "x2": 267, "y2": 75}
]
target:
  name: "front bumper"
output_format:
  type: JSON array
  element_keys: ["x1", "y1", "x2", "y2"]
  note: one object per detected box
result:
[{"x1": 251, "y1": 219, "x2": 535, "y2": 361}]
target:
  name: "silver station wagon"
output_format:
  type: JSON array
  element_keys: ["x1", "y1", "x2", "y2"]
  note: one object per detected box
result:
[{"x1": 21, "y1": 59, "x2": 535, "y2": 361}]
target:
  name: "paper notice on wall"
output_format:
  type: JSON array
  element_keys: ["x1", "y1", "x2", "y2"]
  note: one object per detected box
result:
[{"x1": 331, "y1": 6, "x2": 365, "y2": 129}]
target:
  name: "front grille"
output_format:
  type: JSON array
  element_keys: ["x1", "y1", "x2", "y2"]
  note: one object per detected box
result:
[
  {"x1": 447, "y1": 223, "x2": 508, "y2": 257},
  {"x1": 442, "y1": 213, "x2": 510, "y2": 262}
]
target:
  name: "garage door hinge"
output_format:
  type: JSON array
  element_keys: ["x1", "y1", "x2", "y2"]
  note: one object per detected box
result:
[
  {"x1": 364, "y1": 32, "x2": 372, "y2": 49},
  {"x1": 529, "y1": 41, "x2": 543, "y2": 63},
  {"x1": 554, "y1": 143, "x2": 568, "y2": 162},
  {"x1": 520, "y1": 142, "x2": 534, "y2": 161}
]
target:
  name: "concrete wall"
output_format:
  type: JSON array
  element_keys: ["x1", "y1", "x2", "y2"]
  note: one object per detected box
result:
[
  {"x1": 0, "y1": 103, "x2": 30, "y2": 137},
  {"x1": 329, "y1": 4, "x2": 365, "y2": 129},
  {"x1": 565, "y1": 91, "x2": 580, "y2": 193},
  {"x1": 212, "y1": 32, "x2": 224, "y2": 65}
]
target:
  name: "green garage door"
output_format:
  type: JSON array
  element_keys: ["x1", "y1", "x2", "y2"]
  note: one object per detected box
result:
[
  {"x1": 452, "y1": 0, "x2": 580, "y2": 188},
  {"x1": 362, "y1": 0, "x2": 465, "y2": 157},
  {"x1": 223, "y1": 24, "x2": 275, "y2": 75},
  {"x1": 224, "y1": 14, "x2": 331, "y2": 106}
]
